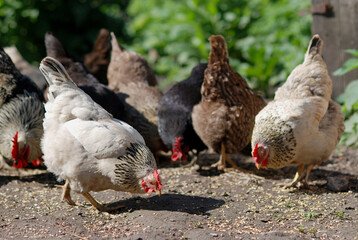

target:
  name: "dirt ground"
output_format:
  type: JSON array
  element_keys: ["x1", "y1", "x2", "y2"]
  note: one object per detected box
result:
[{"x1": 0, "y1": 146, "x2": 357, "y2": 240}]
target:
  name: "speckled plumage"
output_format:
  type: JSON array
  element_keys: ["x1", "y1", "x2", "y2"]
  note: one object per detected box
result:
[
  {"x1": 0, "y1": 46, "x2": 44, "y2": 167},
  {"x1": 192, "y1": 35, "x2": 266, "y2": 157},
  {"x1": 251, "y1": 35, "x2": 344, "y2": 178}
]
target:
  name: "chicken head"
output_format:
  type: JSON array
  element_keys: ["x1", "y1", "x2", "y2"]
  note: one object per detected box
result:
[
  {"x1": 252, "y1": 142, "x2": 269, "y2": 169},
  {"x1": 171, "y1": 137, "x2": 189, "y2": 162},
  {"x1": 141, "y1": 169, "x2": 162, "y2": 196},
  {"x1": 11, "y1": 132, "x2": 30, "y2": 168}
]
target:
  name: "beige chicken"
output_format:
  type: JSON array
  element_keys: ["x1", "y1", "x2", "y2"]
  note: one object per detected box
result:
[
  {"x1": 107, "y1": 33, "x2": 165, "y2": 155},
  {"x1": 192, "y1": 35, "x2": 266, "y2": 170},
  {"x1": 251, "y1": 35, "x2": 344, "y2": 187}
]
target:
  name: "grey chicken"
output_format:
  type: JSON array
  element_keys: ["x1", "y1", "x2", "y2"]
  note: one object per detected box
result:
[
  {"x1": 251, "y1": 35, "x2": 344, "y2": 187},
  {"x1": 0, "y1": 46, "x2": 44, "y2": 169},
  {"x1": 157, "y1": 63, "x2": 208, "y2": 162},
  {"x1": 39, "y1": 57, "x2": 162, "y2": 212}
]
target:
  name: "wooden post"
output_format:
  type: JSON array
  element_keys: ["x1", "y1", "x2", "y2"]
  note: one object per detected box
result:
[{"x1": 312, "y1": 0, "x2": 358, "y2": 99}]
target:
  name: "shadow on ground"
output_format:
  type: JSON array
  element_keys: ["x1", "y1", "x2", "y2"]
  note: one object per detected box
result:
[{"x1": 106, "y1": 193, "x2": 225, "y2": 215}]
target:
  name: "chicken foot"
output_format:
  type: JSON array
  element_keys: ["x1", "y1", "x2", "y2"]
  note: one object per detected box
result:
[
  {"x1": 82, "y1": 192, "x2": 125, "y2": 212},
  {"x1": 211, "y1": 143, "x2": 247, "y2": 172},
  {"x1": 286, "y1": 164, "x2": 315, "y2": 188},
  {"x1": 61, "y1": 179, "x2": 76, "y2": 206}
]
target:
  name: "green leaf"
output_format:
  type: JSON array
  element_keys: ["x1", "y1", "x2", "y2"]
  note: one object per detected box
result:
[
  {"x1": 337, "y1": 79, "x2": 358, "y2": 111},
  {"x1": 345, "y1": 49, "x2": 358, "y2": 57},
  {"x1": 334, "y1": 58, "x2": 358, "y2": 76}
]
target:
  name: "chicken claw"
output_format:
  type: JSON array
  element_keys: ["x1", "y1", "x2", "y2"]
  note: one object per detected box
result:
[
  {"x1": 82, "y1": 192, "x2": 125, "y2": 212},
  {"x1": 61, "y1": 179, "x2": 76, "y2": 206}
]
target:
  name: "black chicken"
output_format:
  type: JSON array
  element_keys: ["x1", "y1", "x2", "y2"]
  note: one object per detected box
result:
[{"x1": 157, "y1": 63, "x2": 207, "y2": 162}]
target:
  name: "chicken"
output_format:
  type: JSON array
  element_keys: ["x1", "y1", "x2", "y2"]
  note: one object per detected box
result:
[
  {"x1": 83, "y1": 28, "x2": 111, "y2": 85},
  {"x1": 4, "y1": 46, "x2": 47, "y2": 92},
  {"x1": 107, "y1": 33, "x2": 157, "y2": 88},
  {"x1": 44, "y1": 32, "x2": 124, "y2": 119},
  {"x1": 251, "y1": 35, "x2": 344, "y2": 187},
  {"x1": 39, "y1": 57, "x2": 162, "y2": 212},
  {"x1": 192, "y1": 35, "x2": 266, "y2": 171},
  {"x1": 157, "y1": 63, "x2": 208, "y2": 162},
  {"x1": 0, "y1": 46, "x2": 45, "y2": 169},
  {"x1": 108, "y1": 33, "x2": 165, "y2": 155}
]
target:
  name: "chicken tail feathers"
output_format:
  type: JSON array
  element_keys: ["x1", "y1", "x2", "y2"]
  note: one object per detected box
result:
[
  {"x1": 39, "y1": 57, "x2": 77, "y2": 104},
  {"x1": 307, "y1": 34, "x2": 323, "y2": 56},
  {"x1": 208, "y1": 35, "x2": 229, "y2": 65},
  {"x1": 110, "y1": 32, "x2": 125, "y2": 53}
]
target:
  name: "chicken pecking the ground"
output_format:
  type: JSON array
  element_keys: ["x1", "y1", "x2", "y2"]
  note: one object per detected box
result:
[
  {"x1": 107, "y1": 32, "x2": 166, "y2": 156},
  {"x1": 44, "y1": 32, "x2": 125, "y2": 119},
  {"x1": 83, "y1": 28, "x2": 112, "y2": 85},
  {"x1": 251, "y1": 35, "x2": 344, "y2": 187},
  {"x1": 0, "y1": 46, "x2": 45, "y2": 169},
  {"x1": 192, "y1": 35, "x2": 266, "y2": 171},
  {"x1": 39, "y1": 57, "x2": 162, "y2": 212},
  {"x1": 157, "y1": 63, "x2": 208, "y2": 163}
]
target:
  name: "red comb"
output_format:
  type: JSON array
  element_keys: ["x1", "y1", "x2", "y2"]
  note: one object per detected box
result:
[
  {"x1": 173, "y1": 137, "x2": 183, "y2": 151},
  {"x1": 252, "y1": 143, "x2": 259, "y2": 158},
  {"x1": 32, "y1": 156, "x2": 43, "y2": 167},
  {"x1": 11, "y1": 132, "x2": 19, "y2": 160},
  {"x1": 171, "y1": 137, "x2": 188, "y2": 161},
  {"x1": 153, "y1": 169, "x2": 162, "y2": 190},
  {"x1": 11, "y1": 132, "x2": 30, "y2": 168}
]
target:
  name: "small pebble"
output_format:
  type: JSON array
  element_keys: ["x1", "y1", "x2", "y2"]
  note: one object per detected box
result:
[
  {"x1": 210, "y1": 233, "x2": 218, "y2": 237},
  {"x1": 327, "y1": 177, "x2": 349, "y2": 192}
]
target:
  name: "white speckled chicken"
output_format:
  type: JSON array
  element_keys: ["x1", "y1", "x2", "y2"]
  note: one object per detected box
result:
[
  {"x1": 251, "y1": 35, "x2": 344, "y2": 187},
  {"x1": 39, "y1": 57, "x2": 162, "y2": 212},
  {"x1": 0, "y1": 46, "x2": 45, "y2": 169}
]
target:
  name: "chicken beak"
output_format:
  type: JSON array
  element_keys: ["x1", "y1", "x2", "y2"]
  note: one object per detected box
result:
[
  {"x1": 156, "y1": 190, "x2": 161, "y2": 197},
  {"x1": 255, "y1": 162, "x2": 262, "y2": 170}
]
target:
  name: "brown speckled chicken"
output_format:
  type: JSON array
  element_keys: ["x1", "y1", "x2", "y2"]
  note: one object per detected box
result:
[
  {"x1": 107, "y1": 33, "x2": 165, "y2": 155},
  {"x1": 83, "y1": 28, "x2": 111, "y2": 85},
  {"x1": 251, "y1": 35, "x2": 344, "y2": 187},
  {"x1": 192, "y1": 35, "x2": 266, "y2": 170}
]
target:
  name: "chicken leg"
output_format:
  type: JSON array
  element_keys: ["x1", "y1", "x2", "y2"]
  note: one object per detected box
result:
[
  {"x1": 82, "y1": 192, "x2": 125, "y2": 212},
  {"x1": 287, "y1": 164, "x2": 307, "y2": 188},
  {"x1": 61, "y1": 179, "x2": 76, "y2": 206},
  {"x1": 211, "y1": 142, "x2": 242, "y2": 171}
]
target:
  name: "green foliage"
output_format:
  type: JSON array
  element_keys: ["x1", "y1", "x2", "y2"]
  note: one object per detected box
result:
[
  {"x1": 334, "y1": 50, "x2": 358, "y2": 76},
  {"x1": 128, "y1": 0, "x2": 311, "y2": 95},
  {"x1": 0, "y1": 0, "x2": 130, "y2": 64},
  {"x1": 335, "y1": 50, "x2": 358, "y2": 146},
  {"x1": 1, "y1": 0, "x2": 311, "y2": 96}
]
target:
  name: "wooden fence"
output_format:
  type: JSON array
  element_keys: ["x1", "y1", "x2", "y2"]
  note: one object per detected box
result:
[{"x1": 311, "y1": 0, "x2": 358, "y2": 99}]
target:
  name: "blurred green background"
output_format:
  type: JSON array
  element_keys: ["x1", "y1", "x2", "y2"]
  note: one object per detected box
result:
[{"x1": 0, "y1": 0, "x2": 311, "y2": 96}]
